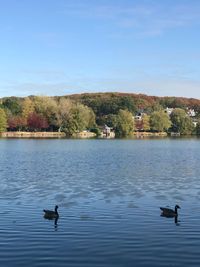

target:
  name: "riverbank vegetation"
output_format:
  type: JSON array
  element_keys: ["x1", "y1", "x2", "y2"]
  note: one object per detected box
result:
[{"x1": 0, "y1": 92, "x2": 200, "y2": 137}]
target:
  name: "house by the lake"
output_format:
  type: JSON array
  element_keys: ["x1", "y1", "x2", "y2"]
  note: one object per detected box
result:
[{"x1": 100, "y1": 125, "x2": 115, "y2": 138}]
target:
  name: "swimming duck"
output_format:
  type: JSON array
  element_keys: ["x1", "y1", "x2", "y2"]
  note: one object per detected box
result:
[
  {"x1": 160, "y1": 205, "x2": 180, "y2": 217},
  {"x1": 43, "y1": 205, "x2": 59, "y2": 219}
]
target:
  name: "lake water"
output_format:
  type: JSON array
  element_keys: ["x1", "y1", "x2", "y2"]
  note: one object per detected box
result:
[{"x1": 1, "y1": 138, "x2": 200, "y2": 267}]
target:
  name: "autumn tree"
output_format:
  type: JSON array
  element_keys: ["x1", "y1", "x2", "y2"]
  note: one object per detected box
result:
[
  {"x1": 8, "y1": 116, "x2": 26, "y2": 131},
  {"x1": 27, "y1": 112, "x2": 49, "y2": 131},
  {"x1": 21, "y1": 97, "x2": 35, "y2": 119},
  {"x1": 33, "y1": 96, "x2": 58, "y2": 129}
]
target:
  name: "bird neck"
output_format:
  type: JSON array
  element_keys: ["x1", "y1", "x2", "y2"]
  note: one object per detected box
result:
[{"x1": 175, "y1": 207, "x2": 178, "y2": 214}]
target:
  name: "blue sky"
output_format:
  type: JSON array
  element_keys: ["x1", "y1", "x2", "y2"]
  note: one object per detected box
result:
[{"x1": 0, "y1": 0, "x2": 200, "y2": 98}]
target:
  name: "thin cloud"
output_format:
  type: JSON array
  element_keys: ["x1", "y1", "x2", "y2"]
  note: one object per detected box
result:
[
  {"x1": 1, "y1": 76, "x2": 200, "y2": 99},
  {"x1": 61, "y1": 1, "x2": 200, "y2": 37},
  {"x1": 0, "y1": 82, "x2": 79, "y2": 97}
]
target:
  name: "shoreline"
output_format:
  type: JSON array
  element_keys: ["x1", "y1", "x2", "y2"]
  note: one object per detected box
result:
[
  {"x1": 133, "y1": 131, "x2": 167, "y2": 138},
  {"x1": 0, "y1": 131, "x2": 168, "y2": 139},
  {"x1": 0, "y1": 131, "x2": 66, "y2": 138},
  {"x1": 1, "y1": 131, "x2": 198, "y2": 139}
]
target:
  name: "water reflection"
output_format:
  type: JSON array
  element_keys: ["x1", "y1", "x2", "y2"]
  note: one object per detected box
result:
[
  {"x1": 54, "y1": 217, "x2": 59, "y2": 230},
  {"x1": 174, "y1": 216, "x2": 181, "y2": 226},
  {"x1": 43, "y1": 215, "x2": 59, "y2": 230},
  {"x1": 161, "y1": 213, "x2": 181, "y2": 226}
]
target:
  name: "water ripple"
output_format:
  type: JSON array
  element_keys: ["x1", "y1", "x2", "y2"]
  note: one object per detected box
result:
[{"x1": 0, "y1": 139, "x2": 200, "y2": 266}]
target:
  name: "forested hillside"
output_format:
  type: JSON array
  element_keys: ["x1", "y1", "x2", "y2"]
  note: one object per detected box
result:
[
  {"x1": 0, "y1": 92, "x2": 200, "y2": 136},
  {"x1": 66, "y1": 92, "x2": 200, "y2": 122}
]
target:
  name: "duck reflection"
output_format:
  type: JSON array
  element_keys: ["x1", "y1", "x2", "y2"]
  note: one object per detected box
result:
[
  {"x1": 43, "y1": 214, "x2": 59, "y2": 230},
  {"x1": 54, "y1": 217, "x2": 59, "y2": 230},
  {"x1": 174, "y1": 216, "x2": 181, "y2": 226},
  {"x1": 160, "y1": 213, "x2": 180, "y2": 225}
]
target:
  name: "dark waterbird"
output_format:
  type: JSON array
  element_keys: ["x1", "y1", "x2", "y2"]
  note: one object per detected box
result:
[
  {"x1": 160, "y1": 205, "x2": 181, "y2": 218},
  {"x1": 43, "y1": 205, "x2": 59, "y2": 219}
]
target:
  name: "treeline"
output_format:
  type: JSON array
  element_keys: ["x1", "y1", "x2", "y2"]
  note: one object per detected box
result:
[
  {"x1": 0, "y1": 92, "x2": 200, "y2": 136},
  {"x1": 69, "y1": 92, "x2": 200, "y2": 136},
  {"x1": 68, "y1": 92, "x2": 200, "y2": 114},
  {"x1": 0, "y1": 96, "x2": 96, "y2": 135}
]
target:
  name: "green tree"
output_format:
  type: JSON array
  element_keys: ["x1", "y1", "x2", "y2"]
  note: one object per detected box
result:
[
  {"x1": 195, "y1": 120, "x2": 200, "y2": 135},
  {"x1": 115, "y1": 109, "x2": 134, "y2": 137},
  {"x1": 2, "y1": 97, "x2": 22, "y2": 115},
  {"x1": 0, "y1": 108, "x2": 8, "y2": 132},
  {"x1": 142, "y1": 114, "x2": 150, "y2": 131},
  {"x1": 170, "y1": 108, "x2": 194, "y2": 134},
  {"x1": 63, "y1": 103, "x2": 96, "y2": 135},
  {"x1": 119, "y1": 96, "x2": 136, "y2": 113},
  {"x1": 56, "y1": 99, "x2": 96, "y2": 135},
  {"x1": 150, "y1": 111, "x2": 171, "y2": 132},
  {"x1": 101, "y1": 114, "x2": 118, "y2": 128},
  {"x1": 56, "y1": 98, "x2": 74, "y2": 132}
]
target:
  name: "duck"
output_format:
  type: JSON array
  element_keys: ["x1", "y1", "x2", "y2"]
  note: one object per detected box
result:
[
  {"x1": 43, "y1": 205, "x2": 59, "y2": 219},
  {"x1": 160, "y1": 205, "x2": 180, "y2": 217}
]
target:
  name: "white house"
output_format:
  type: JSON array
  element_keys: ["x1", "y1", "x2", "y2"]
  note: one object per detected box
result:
[
  {"x1": 165, "y1": 107, "x2": 174, "y2": 115},
  {"x1": 187, "y1": 108, "x2": 196, "y2": 117}
]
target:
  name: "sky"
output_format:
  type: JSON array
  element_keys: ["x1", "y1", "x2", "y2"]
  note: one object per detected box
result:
[{"x1": 0, "y1": 0, "x2": 200, "y2": 98}]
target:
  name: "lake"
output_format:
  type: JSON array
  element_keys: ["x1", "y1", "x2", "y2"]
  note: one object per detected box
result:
[{"x1": 0, "y1": 138, "x2": 200, "y2": 267}]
